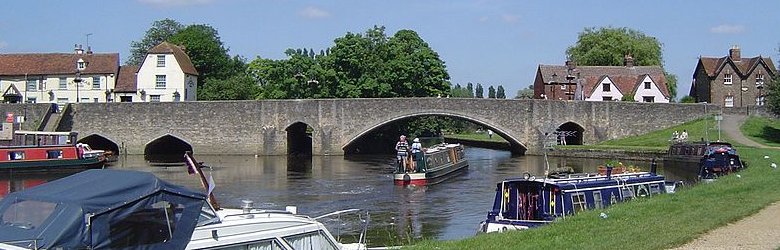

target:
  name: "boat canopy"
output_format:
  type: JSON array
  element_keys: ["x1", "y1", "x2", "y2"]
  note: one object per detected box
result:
[{"x1": 0, "y1": 169, "x2": 207, "y2": 250}]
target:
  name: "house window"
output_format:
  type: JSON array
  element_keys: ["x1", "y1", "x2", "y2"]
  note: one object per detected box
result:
[
  {"x1": 643, "y1": 96, "x2": 654, "y2": 103},
  {"x1": 80, "y1": 98, "x2": 90, "y2": 103},
  {"x1": 150, "y1": 95, "x2": 161, "y2": 102},
  {"x1": 93, "y1": 98, "x2": 99, "y2": 103},
  {"x1": 120, "y1": 96, "x2": 133, "y2": 102},
  {"x1": 724, "y1": 73, "x2": 732, "y2": 85},
  {"x1": 157, "y1": 55, "x2": 166, "y2": 67},
  {"x1": 602, "y1": 96, "x2": 613, "y2": 101},
  {"x1": 603, "y1": 83, "x2": 610, "y2": 92},
  {"x1": 26, "y1": 79, "x2": 37, "y2": 91},
  {"x1": 155, "y1": 75, "x2": 166, "y2": 89},
  {"x1": 92, "y1": 77, "x2": 101, "y2": 89},
  {"x1": 59, "y1": 77, "x2": 67, "y2": 89},
  {"x1": 644, "y1": 82, "x2": 651, "y2": 89},
  {"x1": 756, "y1": 74, "x2": 764, "y2": 85},
  {"x1": 757, "y1": 96, "x2": 765, "y2": 106},
  {"x1": 26, "y1": 97, "x2": 36, "y2": 103},
  {"x1": 77, "y1": 61, "x2": 86, "y2": 70},
  {"x1": 725, "y1": 95, "x2": 734, "y2": 107}
]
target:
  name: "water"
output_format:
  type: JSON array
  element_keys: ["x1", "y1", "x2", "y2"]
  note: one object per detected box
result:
[{"x1": 0, "y1": 147, "x2": 696, "y2": 247}]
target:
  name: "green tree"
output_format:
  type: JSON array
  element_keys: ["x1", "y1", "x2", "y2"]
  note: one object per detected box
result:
[
  {"x1": 496, "y1": 85, "x2": 506, "y2": 99},
  {"x1": 515, "y1": 85, "x2": 534, "y2": 99},
  {"x1": 566, "y1": 26, "x2": 677, "y2": 99},
  {"x1": 488, "y1": 86, "x2": 496, "y2": 98},
  {"x1": 475, "y1": 83, "x2": 484, "y2": 98},
  {"x1": 450, "y1": 84, "x2": 471, "y2": 97},
  {"x1": 766, "y1": 74, "x2": 780, "y2": 115},
  {"x1": 679, "y1": 95, "x2": 696, "y2": 103},
  {"x1": 199, "y1": 74, "x2": 260, "y2": 100},
  {"x1": 128, "y1": 19, "x2": 183, "y2": 65},
  {"x1": 665, "y1": 72, "x2": 678, "y2": 102},
  {"x1": 168, "y1": 24, "x2": 239, "y2": 88},
  {"x1": 466, "y1": 83, "x2": 474, "y2": 97}
]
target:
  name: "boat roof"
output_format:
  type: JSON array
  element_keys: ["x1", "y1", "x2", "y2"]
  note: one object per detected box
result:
[
  {"x1": 0, "y1": 169, "x2": 207, "y2": 249},
  {"x1": 501, "y1": 172, "x2": 665, "y2": 189}
]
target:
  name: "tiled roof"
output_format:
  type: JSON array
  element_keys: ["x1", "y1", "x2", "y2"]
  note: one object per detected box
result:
[
  {"x1": 538, "y1": 64, "x2": 669, "y2": 98},
  {"x1": 114, "y1": 65, "x2": 139, "y2": 93},
  {"x1": 146, "y1": 42, "x2": 198, "y2": 75},
  {"x1": 697, "y1": 55, "x2": 776, "y2": 78},
  {"x1": 0, "y1": 53, "x2": 119, "y2": 76}
]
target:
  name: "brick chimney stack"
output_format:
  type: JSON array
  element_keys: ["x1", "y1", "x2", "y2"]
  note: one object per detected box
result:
[
  {"x1": 74, "y1": 44, "x2": 84, "y2": 54},
  {"x1": 729, "y1": 45, "x2": 741, "y2": 61},
  {"x1": 624, "y1": 54, "x2": 634, "y2": 67}
]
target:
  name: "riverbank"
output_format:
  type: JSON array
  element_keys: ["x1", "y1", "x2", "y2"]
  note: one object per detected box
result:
[{"x1": 444, "y1": 135, "x2": 666, "y2": 160}]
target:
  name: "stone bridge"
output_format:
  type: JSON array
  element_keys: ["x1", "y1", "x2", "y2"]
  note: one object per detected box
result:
[{"x1": 0, "y1": 98, "x2": 718, "y2": 156}]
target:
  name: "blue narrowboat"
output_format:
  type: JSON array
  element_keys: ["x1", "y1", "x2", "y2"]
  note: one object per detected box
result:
[
  {"x1": 479, "y1": 167, "x2": 668, "y2": 233},
  {"x1": 698, "y1": 142, "x2": 745, "y2": 180}
]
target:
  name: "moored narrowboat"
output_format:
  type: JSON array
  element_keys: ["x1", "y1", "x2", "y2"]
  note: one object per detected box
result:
[
  {"x1": 698, "y1": 142, "x2": 745, "y2": 180},
  {"x1": 0, "y1": 130, "x2": 105, "y2": 170},
  {"x1": 479, "y1": 166, "x2": 668, "y2": 233},
  {"x1": 393, "y1": 143, "x2": 468, "y2": 186}
]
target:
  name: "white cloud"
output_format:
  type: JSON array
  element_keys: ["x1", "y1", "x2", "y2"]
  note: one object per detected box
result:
[
  {"x1": 501, "y1": 14, "x2": 520, "y2": 23},
  {"x1": 710, "y1": 24, "x2": 744, "y2": 34},
  {"x1": 138, "y1": 0, "x2": 214, "y2": 7},
  {"x1": 299, "y1": 6, "x2": 331, "y2": 19}
]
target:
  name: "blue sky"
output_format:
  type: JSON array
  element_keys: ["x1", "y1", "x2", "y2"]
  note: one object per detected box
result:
[{"x1": 2, "y1": 0, "x2": 779, "y2": 99}]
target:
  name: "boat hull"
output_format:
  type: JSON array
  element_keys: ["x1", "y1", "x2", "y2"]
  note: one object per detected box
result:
[
  {"x1": 0, "y1": 157, "x2": 105, "y2": 170},
  {"x1": 393, "y1": 160, "x2": 468, "y2": 186}
]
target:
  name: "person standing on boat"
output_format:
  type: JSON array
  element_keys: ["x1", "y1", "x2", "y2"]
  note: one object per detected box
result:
[
  {"x1": 411, "y1": 138, "x2": 423, "y2": 172},
  {"x1": 396, "y1": 135, "x2": 410, "y2": 172}
]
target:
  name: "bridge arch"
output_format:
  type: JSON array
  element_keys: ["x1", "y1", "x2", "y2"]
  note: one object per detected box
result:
[
  {"x1": 144, "y1": 134, "x2": 193, "y2": 163},
  {"x1": 286, "y1": 121, "x2": 313, "y2": 156},
  {"x1": 556, "y1": 121, "x2": 585, "y2": 145},
  {"x1": 341, "y1": 111, "x2": 528, "y2": 154},
  {"x1": 78, "y1": 133, "x2": 120, "y2": 157}
]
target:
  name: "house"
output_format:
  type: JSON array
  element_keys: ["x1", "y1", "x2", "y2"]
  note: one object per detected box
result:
[
  {"x1": 534, "y1": 56, "x2": 670, "y2": 103},
  {"x1": 690, "y1": 45, "x2": 776, "y2": 107},
  {"x1": 116, "y1": 42, "x2": 198, "y2": 102},
  {"x1": 0, "y1": 45, "x2": 119, "y2": 107},
  {"x1": 0, "y1": 42, "x2": 198, "y2": 106}
]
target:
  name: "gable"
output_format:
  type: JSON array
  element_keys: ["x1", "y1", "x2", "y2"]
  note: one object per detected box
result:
[{"x1": 2, "y1": 84, "x2": 21, "y2": 97}]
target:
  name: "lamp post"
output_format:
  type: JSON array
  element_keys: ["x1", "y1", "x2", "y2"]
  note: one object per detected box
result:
[{"x1": 74, "y1": 71, "x2": 82, "y2": 103}]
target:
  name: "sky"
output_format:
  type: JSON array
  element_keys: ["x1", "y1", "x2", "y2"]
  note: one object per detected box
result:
[{"x1": 1, "y1": 0, "x2": 779, "y2": 100}]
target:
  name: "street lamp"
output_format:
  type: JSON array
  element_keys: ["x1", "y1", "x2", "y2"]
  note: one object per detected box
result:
[{"x1": 74, "y1": 71, "x2": 82, "y2": 103}]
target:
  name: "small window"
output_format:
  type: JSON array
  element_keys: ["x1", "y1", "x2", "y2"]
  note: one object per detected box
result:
[
  {"x1": 1, "y1": 199, "x2": 57, "y2": 230},
  {"x1": 155, "y1": 75, "x2": 166, "y2": 88},
  {"x1": 602, "y1": 96, "x2": 613, "y2": 101},
  {"x1": 757, "y1": 96, "x2": 765, "y2": 106},
  {"x1": 725, "y1": 95, "x2": 734, "y2": 107},
  {"x1": 150, "y1": 95, "x2": 161, "y2": 102},
  {"x1": 77, "y1": 59, "x2": 86, "y2": 70},
  {"x1": 644, "y1": 82, "x2": 651, "y2": 89},
  {"x1": 157, "y1": 55, "x2": 166, "y2": 67},
  {"x1": 756, "y1": 74, "x2": 764, "y2": 84},
  {"x1": 9, "y1": 151, "x2": 25, "y2": 160},
  {"x1": 621, "y1": 187, "x2": 635, "y2": 200},
  {"x1": 26, "y1": 79, "x2": 37, "y2": 91},
  {"x1": 59, "y1": 77, "x2": 67, "y2": 89},
  {"x1": 108, "y1": 200, "x2": 184, "y2": 249},
  {"x1": 603, "y1": 83, "x2": 610, "y2": 92},
  {"x1": 93, "y1": 98, "x2": 99, "y2": 103},
  {"x1": 214, "y1": 239, "x2": 285, "y2": 250},
  {"x1": 649, "y1": 184, "x2": 662, "y2": 195},
  {"x1": 92, "y1": 77, "x2": 101, "y2": 89},
  {"x1": 592, "y1": 191, "x2": 602, "y2": 209},
  {"x1": 571, "y1": 192, "x2": 587, "y2": 213},
  {"x1": 724, "y1": 73, "x2": 732, "y2": 85},
  {"x1": 283, "y1": 230, "x2": 339, "y2": 250},
  {"x1": 120, "y1": 96, "x2": 133, "y2": 102},
  {"x1": 26, "y1": 97, "x2": 36, "y2": 104},
  {"x1": 47, "y1": 150, "x2": 63, "y2": 159},
  {"x1": 643, "y1": 96, "x2": 654, "y2": 103},
  {"x1": 80, "y1": 98, "x2": 90, "y2": 103}
]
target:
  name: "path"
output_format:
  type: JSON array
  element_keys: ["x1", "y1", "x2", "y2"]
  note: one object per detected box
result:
[{"x1": 673, "y1": 114, "x2": 780, "y2": 250}]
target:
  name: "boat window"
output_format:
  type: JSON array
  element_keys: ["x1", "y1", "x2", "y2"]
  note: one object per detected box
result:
[
  {"x1": 197, "y1": 202, "x2": 220, "y2": 227},
  {"x1": 107, "y1": 200, "x2": 184, "y2": 249},
  {"x1": 211, "y1": 238, "x2": 285, "y2": 250},
  {"x1": 649, "y1": 184, "x2": 662, "y2": 195},
  {"x1": 283, "y1": 230, "x2": 338, "y2": 250},
  {"x1": 0, "y1": 199, "x2": 57, "y2": 230},
  {"x1": 8, "y1": 151, "x2": 24, "y2": 160},
  {"x1": 46, "y1": 150, "x2": 63, "y2": 159},
  {"x1": 621, "y1": 186, "x2": 635, "y2": 200},
  {"x1": 636, "y1": 184, "x2": 650, "y2": 197},
  {"x1": 592, "y1": 191, "x2": 602, "y2": 209},
  {"x1": 571, "y1": 192, "x2": 587, "y2": 213}
]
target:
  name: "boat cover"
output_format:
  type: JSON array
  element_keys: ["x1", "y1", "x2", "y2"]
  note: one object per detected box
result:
[{"x1": 0, "y1": 169, "x2": 207, "y2": 249}]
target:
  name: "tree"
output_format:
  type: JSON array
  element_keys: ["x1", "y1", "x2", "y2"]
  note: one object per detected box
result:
[
  {"x1": 488, "y1": 86, "x2": 496, "y2": 98},
  {"x1": 168, "y1": 24, "x2": 238, "y2": 87},
  {"x1": 496, "y1": 85, "x2": 506, "y2": 99},
  {"x1": 515, "y1": 85, "x2": 534, "y2": 99},
  {"x1": 450, "y1": 84, "x2": 471, "y2": 97},
  {"x1": 766, "y1": 74, "x2": 780, "y2": 115},
  {"x1": 475, "y1": 83, "x2": 484, "y2": 98},
  {"x1": 679, "y1": 95, "x2": 696, "y2": 103},
  {"x1": 199, "y1": 74, "x2": 260, "y2": 100},
  {"x1": 128, "y1": 19, "x2": 183, "y2": 65},
  {"x1": 566, "y1": 26, "x2": 677, "y2": 100},
  {"x1": 466, "y1": 83, "x2": 474, "y2": 97}
]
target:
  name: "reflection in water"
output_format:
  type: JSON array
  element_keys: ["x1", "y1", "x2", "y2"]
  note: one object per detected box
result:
[{"x1": 0, "y1": 148, "x2": 699, "y2": 247}]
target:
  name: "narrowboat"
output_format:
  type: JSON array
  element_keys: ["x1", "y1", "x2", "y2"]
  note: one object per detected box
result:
[
  {"x1": 479, "y1": 166, "x2": 669, "y2": 233},
  {"x1": 0, "y1": 130, "x2": 105, "y2": 170},
  {"x1": 0, "y1": 169, "x2": 367, "y2": 250},
  {"x1": 665, "y1": 141, "x2": 745, "y2": 181},
  {"x1": 393, "y1": 143, "x2": 468, "y2": 186}
]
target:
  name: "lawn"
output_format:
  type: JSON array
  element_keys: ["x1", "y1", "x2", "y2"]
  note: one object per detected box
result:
[{"x1": 740, "y1": 116, "x2": 780, "y2": 148}]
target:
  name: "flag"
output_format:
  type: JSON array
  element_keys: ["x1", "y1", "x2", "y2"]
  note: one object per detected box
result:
[
  {"x1": 207, "y1": 173, "x2": 216, "y2": 195},
  {"x1": 184, "y1": 153, "x2": 198, "y2": 175}
]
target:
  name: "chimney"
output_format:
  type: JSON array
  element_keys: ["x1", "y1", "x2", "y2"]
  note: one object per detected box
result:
[
  {"x1": 624, "y1": 54, "x2": 634, "y2": 67},
  {"x1": 75, "y1": 44, "x2": 84, "y2": 54},
  {"x1": 729, "y1": 45, "x2": 741, "y2": 61},
  {"x1": 86, "y1": 46, "x2": 93, "y2": 55}
]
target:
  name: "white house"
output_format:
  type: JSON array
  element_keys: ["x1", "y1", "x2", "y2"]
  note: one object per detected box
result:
[
  {"x1": 115, "y1": 42, "x2": 198, "y2": 102},
  {"x1": 534, "y1": 55, "x2": 670, "y2": 103}
]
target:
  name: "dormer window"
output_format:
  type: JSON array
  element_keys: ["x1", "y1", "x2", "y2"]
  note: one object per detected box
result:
[
  {"x1": 157, "y1": 55, "x2": 166, "y2": 67},
  {"x1": 724, "y1": 73, "x2": 732, "y2": 85},
  {"x1": 644, "y1": 82, "x2": 651, "y2": 89},
  {"x1": 77, "y1": 58, "x2": 86, "y2": 71},
  {"x1": 603, "y1": 83, "x2": 611, "y2": 92}
]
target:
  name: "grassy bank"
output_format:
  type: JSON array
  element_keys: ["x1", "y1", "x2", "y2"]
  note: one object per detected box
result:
[
  {"x1": 444, "y1": 132, "x2": 509, "y2": 143},
  {"x1": 741, "y1": 116, "x2": 780, "y2": 147},
  {"x1": 406, "y1": 117, "x2": 780, "y2": 249}
]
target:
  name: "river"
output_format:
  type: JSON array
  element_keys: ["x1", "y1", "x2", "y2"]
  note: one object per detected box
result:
[{"x1": 0, "y1": 147, "x2": 697, "y2": 247}]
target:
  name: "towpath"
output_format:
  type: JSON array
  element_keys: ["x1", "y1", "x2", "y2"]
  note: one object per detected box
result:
[{"x1": 673, "y1": 114, "x2": 780, "y2": 250}]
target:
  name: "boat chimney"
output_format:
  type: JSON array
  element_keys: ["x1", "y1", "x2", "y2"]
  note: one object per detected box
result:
[
  {"x1": 285, "y1": 206, "x2": 297, "y2": 214},
  {"x1": 241, "y1": 200, "x2": 254, "y2": 218},
  {"x1": 606, "y1": 165, "x2": 613, "y2": 179},
  {"x1": 650, "y1": 158, "x2": 658, "y2": 174}
]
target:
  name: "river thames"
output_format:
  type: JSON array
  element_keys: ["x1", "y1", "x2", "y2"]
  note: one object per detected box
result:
[{"x1": 0, "y1": 147, "x2": 696, "y2": 247}]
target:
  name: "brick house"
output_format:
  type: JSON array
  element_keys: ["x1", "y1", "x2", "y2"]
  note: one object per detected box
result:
[
  {"x1": 690, "y1": 46, "x2": 776, "y2": 107},
  {"x1": 534, "y1": 56, "x2": 670, "y2": 102}
]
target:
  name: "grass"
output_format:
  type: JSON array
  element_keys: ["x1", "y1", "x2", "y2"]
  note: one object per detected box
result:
[
  {"x1": 740, "y1": 116, "x2": 780, "y2": 148},
  {"x1": 405, "y1": 117, "x2": 780, "y2": 250},
  {"x1": 444, "y1": 132, "x2": 510, "y2": 143}
]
